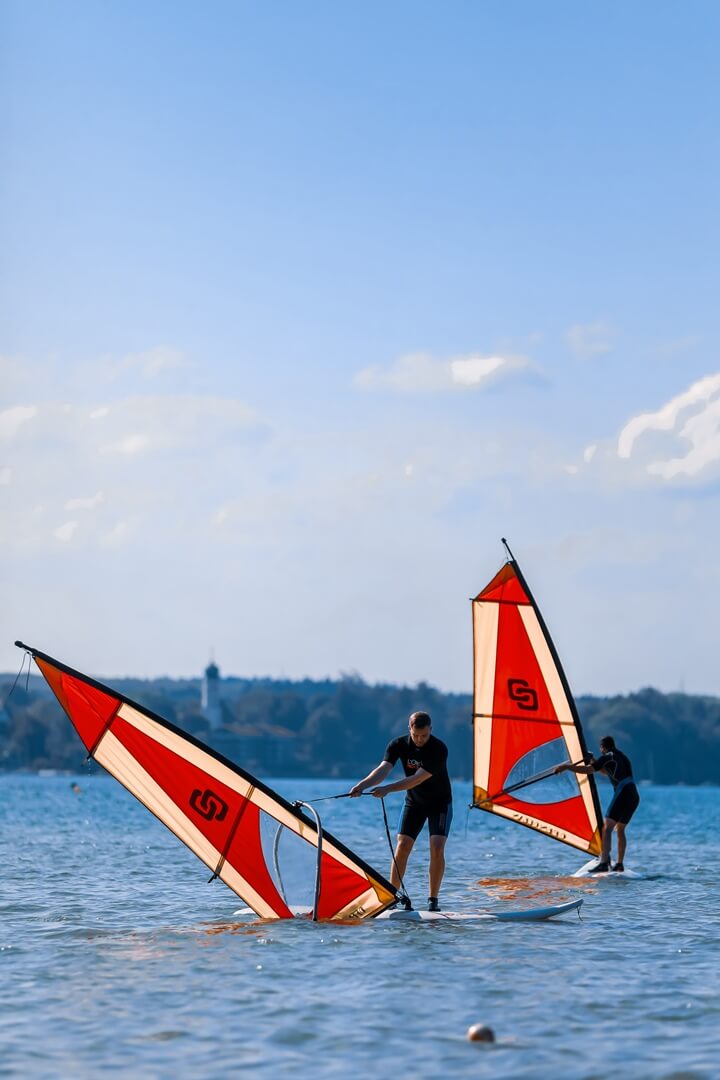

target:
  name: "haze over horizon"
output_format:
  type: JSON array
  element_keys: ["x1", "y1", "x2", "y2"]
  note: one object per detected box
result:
[{"x1": 2, "y1": 2, "x2": 719, "y2": 697}]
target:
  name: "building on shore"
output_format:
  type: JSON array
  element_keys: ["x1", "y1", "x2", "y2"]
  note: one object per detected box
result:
[{"x1": 200, "y1": 657, "x2": 297, "y2": 775}]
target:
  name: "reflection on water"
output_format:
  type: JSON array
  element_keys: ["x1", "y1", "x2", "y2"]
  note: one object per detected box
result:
[
  {"x1": 1, "y1": 777, "x2": 719, "y2": 1080},
  {"x1": 473, "y1": 875, "x2": 580, "y2": 903},
  {"x1": 193, "y1": 919, "x2": 274, "y2": 938}
]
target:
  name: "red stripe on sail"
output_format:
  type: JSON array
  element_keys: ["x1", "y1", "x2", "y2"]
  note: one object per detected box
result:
[
  {"x1": 36, "y1": 658, "x2": 120, "y2": 752},
  {"x1": 489, "y1": 596, "x2": 596, "y2": 846},
  {"x1": 316, "y1": 851, "x2": 374, "y2": 920},
  {"x1": 112, "y1": 715, "x2": 293, "y2": 918},
  {"x1": 489, "y1": 603, "x2": 561, "y2": 787},
  {"x1": 475, "y1": 563, "x2": 530, "y2": 605}
]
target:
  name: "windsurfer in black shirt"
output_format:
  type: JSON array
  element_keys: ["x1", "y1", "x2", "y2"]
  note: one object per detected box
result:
[
  {"x1": 349, "y1": 711, "x2": 453, "y2": 911},
  {"x1": 555, "y1": 735, "x2": 639, "y2": 872}
]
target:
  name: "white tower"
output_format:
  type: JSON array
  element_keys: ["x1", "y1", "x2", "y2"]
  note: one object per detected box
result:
[{"x1": 201, "y1": 659, "x2": 222, "y2": 730}]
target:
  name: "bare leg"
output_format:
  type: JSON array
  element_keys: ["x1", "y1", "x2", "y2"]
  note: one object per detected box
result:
[
  {"x1": 600, "y1": 818, "x2": 616, "y2": 863},
  {"x1": 615, "y1": 823, "x2": 627, "y2": 864},
  {"x1": 391, "y1": 835, "x2": 414, "y2": 889},
  {"x1": 429, "y1": 836, "x2": 447, "y2": 897}
]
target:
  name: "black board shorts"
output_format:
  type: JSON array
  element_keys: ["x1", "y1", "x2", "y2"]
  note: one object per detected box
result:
[
  {"x1": 606, "y1": 784, "x2": 640, "y2": 825},
  {"x1": 398, "y1": 801, "x2": 453, "y2": 841}
]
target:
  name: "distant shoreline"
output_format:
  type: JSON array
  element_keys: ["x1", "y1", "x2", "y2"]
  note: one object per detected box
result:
[
  {"x1": 3, "y1": 769, "x2": 720, "y2": 791},
  {"x1": 2, "y1": 673, "x2": 719, "y2": 785}
]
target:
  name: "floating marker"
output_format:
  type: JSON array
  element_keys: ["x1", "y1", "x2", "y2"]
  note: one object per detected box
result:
[{"x1": 467, "y1": 1024, "x2": 495, "y2": 1043}]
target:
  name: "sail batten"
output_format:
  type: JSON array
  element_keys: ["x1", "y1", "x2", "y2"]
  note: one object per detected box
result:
[
  {"x1": 19, "y1": 642, "x2": 398, "y2": 921},
  {"x1": 473, "y1": 712, "x2": 579, "y2": 726},
  {"x1": 471, "y1": 556, "x2": 603, "y2": 856}
]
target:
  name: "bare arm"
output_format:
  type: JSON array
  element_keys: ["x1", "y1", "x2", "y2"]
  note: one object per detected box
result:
[
  {"x1": 554, "y1": 761, "x2": 598, "y2": 776},
  {"x1": 370, "y1": 768, "x2": 432, "y2": 798},
  {"x1": 349, "y1": 761, "x2": 393, "y2": 797}
]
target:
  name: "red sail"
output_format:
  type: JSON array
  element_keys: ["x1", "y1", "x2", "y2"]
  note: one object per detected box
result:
[
  {"x1": 472, "y1": 560, "x2": 603, "y2": 855},
  {"x1": 26, "y1": 646, "x2": 397, "y2": 920}
]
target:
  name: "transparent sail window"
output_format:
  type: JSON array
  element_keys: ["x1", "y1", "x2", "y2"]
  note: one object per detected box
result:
[
  {"x1": 258, "y1": 810, "x2": 319, "y2": 915},
  {"x1": 502, "y1": 736, "x2": 581, "y2": 805}
]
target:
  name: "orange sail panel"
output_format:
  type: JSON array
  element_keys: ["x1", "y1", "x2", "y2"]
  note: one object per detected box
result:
[
  {"x1": 472, "y1": 559, "x2": 603, "y2": 855},
  {"x1": 26, "y1": 646, "x2": 397, "y2": 920}
]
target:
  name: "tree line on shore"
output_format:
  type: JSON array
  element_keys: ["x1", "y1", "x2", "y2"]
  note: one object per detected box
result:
[{"x1": 1, "y1": 672, "x2": 719, "y2": 784}]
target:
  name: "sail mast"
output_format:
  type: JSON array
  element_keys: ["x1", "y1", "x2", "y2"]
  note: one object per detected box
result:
[{"x1": 501, "y1": 539, "x2": 603, "y2": 827}]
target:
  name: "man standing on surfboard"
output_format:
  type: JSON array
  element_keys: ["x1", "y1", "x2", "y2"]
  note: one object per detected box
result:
[
  {"x1": 349, "y1": 711, "x2": 453, "y2": 911},
  {"x1": 555, "y1": 735, "x2": 639, "y2": 873}
]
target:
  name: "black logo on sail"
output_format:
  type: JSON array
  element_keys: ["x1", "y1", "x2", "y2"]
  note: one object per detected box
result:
[
  {"x1": 189, "y1": 788, "x2": 229, "y2": 822},
  {"x1": 508, "y1": 678, "x2": 538, "y2": 711}
]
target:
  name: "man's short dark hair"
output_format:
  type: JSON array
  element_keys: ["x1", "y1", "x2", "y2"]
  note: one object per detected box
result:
[
  {"x1": 600, "y1": 735, "x2": 615, "y2": 750},
  {"x1": 409, "y1": 711, "x2": 432, "y2": 729}
]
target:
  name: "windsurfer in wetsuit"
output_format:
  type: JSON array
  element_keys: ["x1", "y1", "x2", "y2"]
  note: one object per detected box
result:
[
  {"x1": 349, "y1": 711, "x2": 452, "y2": 911},
  {"x1": 555, "y1": 735, "x2": 639, "y2": 872}
]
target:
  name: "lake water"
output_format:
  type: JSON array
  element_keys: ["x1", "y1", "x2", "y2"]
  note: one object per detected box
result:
[{"x1": 1, "y1": 775, "x2": 718, "y2": 1079}]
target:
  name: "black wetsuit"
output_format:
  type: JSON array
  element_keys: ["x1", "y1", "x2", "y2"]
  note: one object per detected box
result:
[
  {"x1": 383, "y1": 734, "x2": 453, "y2": 839},
  {"x1": 594, "y1": 748, "x2": 640, "y2": 824}
]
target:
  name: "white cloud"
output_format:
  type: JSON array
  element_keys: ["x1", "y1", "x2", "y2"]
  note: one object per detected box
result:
[
  {"x1": 573, "y1": 373, "x2": 720, "y2": 488},
  {"x1": 617, "y1": 374, "x2": 720, "y2": 461},
  {"x1": 647, "y1": 398, "x2": 720, "y2": 480},
  {"x1": 88, "y1": 397, "x2": 263, "y2": 458},
  {"x1": 354, "y1": 351, "x2": 534, "y2": 392},
  {"x1": 65, "y1": 492, "x2": 105, "y2": 511},
  {"x1": 451, "y1": 355, "x2": 506, "y2": 385},
  {"x1": 118, "y1": 346, "x2": 188, "y2": 380},
  {"x1": 0, "y1": 354, "x2": 57, "y2": 396},
  {"x1": 53, "y1": 521, "x2": 79, "y2": 542},
  {"x1": 100, "y1": 433, "x2": 150, "y2": 456},
  {"x1": 566, "y1": 321, "x2": 613, "y2": 359},
  {"x1": 5, "y1": 348, "x2": 720, "y2": 698},
  {"x1": 80, "y1": 346, "x2": 189, "y2": 386},
  {"x1": 100, "y1": 521, "x2": 132, "y2": 547},
  {"x1": 0, "y1": 405, "x2": 37, "y2": 440},
  {"x1": 0, "y1": 390, "x2": 267, "y2": 556}
]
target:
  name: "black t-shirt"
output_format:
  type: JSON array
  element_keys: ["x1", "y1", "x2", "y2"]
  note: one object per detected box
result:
[
  {"x1": 383, "y1": 734, "x2": 452, "y2": 808},
  {"x1": 593, "y1": 748, "x2": 635, "y2": 789}
]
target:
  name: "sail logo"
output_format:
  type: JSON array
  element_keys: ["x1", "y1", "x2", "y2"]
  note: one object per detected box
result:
[
  {"x1": 512, "y1": 811, "x2": 565, "y2": 842},
  {"x1": 508, "y1": 678, "x2": 538, "y2": 711},
  {"x1": 189, "y1": 788, "x2": 229, "y2": 822}
]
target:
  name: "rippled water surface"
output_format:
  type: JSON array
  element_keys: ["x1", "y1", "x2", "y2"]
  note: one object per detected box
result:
[{"x1": 1, "y1": 776, "x2": 718, "y2": 1078}]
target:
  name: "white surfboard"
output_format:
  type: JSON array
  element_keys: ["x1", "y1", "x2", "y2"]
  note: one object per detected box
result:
[
  {"x1": 572, "y1": 858, "x2": 642, "y2": 879},
  {"x1": 375, "y1": 898, "x2": 583, "y2": 922},
  {"x1": 232, "y1": 898, "x2": 583, "y2": 922}
]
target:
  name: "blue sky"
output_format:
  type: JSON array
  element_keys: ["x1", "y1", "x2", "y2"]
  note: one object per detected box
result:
[{"x1": 2, "y1": 1, "x2": 719, "y2": 695}]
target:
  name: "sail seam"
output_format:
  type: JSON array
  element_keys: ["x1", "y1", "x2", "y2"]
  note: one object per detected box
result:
[
  {"x1": 473, "y1": 711, "x2": 578, "y2": 726},
  {"x1": 209, "y1": 788, "x2": 254, "y2": 882},
  {"x1": 473, "y1": 598, "x2": 532, "y2": 606},
  {"x1": 86, "y1": 703, "x2": 123, "y2": 759}
]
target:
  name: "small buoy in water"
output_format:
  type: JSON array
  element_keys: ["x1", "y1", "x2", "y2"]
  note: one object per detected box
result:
[{"x1": 467, "y1": 1024, "x2": 495, "y2": 1043}]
